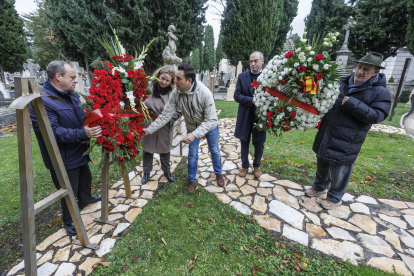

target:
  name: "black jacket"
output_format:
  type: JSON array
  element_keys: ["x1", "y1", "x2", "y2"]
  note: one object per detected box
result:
[
  {"x1": 313, "y1": 73, "x2": 391, "y2": 164},
  {"x1": 30, "y1": 80, "x2": 90, "y2": 171},
  {"x1": 234, "y1": 70, "x2": 266, "y2": 142}
]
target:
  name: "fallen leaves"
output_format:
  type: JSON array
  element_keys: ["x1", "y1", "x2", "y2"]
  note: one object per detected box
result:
[
  {"x1": 220, "y1": 243, "x2": 228, "y2": 253},
  {"x1": 188, "y1": 203, "x2": 194, "y2": 208},
  {"x1": 92, "y1": 257, "x2": 112, "y2": 269},
  {"x1": 161, "y1": 238, "x2": 167, "y2": 245}
]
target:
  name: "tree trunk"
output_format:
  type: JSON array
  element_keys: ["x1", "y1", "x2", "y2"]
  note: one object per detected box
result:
[
  {"x1": 0, "y1": 61, "x2": 5, "y2": 85},
  {"x1": 84, "y1": 54, "x2": 92, "y2": 87}
]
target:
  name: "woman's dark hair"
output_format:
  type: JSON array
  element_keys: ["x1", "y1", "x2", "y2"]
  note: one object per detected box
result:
[{"x1": 177, "y1": 63, "x2": 196, "y2": 84}]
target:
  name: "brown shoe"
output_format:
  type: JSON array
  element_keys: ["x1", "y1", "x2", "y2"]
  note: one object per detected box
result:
[
  {"x1": 305, "y1": 188, "x2": 327, "y2": 197},
  {"x1": 320, "y1": 199, "x2": 342, "y2": 210},
  {"x1": 239, "y1": 168, "x2": 248, "y2": 177},
  {"x1": 187, "y1": 181, "x2": 195, "y2": 194},
  {"x1": 253, "y1": 167, "x2": 262, "y2": 178},
  {"x1": 216, "y1": 174, "x2": 225, "y2": 187}
]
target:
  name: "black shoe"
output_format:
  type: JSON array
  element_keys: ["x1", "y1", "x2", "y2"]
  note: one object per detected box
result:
[
  {"x1": 90, "y1": 195, "x2": 101, "y2": 204},
  {"x1": 164, "y1": 171, "x2": 174, "y2": 183},
  {"x1": 78, "y1": 195, "x2": 101, "y2": 210},
  {"x1": 142, "y1": 173, "x2": 150, "y2": 184},
  {"x1": 64, "y1": 223, "x2": 77, "y2": 236}
]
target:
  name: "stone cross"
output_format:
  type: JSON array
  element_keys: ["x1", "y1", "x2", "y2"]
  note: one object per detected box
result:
[
  {"x1": 23, "y1": 59, "x2": 40, "y2": 81},
  {"x1": 70, "y1": 62, "x2": 86, "y2": 97},
  {"x1": 340, "y1": 16, "x2": 357, "y2": 51},
  {"x1": 220, "y1": 71, "x2": 225, "y2": 82}
]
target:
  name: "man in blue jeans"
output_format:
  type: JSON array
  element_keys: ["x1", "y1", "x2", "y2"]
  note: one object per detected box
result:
[{"x1": 143, "y1": 63, "x2": 225, "y2": 193}]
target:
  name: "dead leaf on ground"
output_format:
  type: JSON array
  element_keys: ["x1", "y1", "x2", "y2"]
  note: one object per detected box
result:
[
  {"x1": 188, "y1": 260, "x2": 193, "y2": 265},
  {"x1": 281, "y1": 259, "x2": 291, "y2": 264},
  {"x1": 161, "y1": 238, "x2": 167, "y2": 245},
  {"x1": 188, "y1": 203, "x2": 194, "y2": 208},
  {"x1": 294, "y1": 265, "x2": 301, "y2": 271},
  {"x1": 208, "y1": 218, "x2": 214, "y2": 222},
  {"x1": 220, "y1": 243, "x2": 228, "y2": 253},
  {"x1": 132, "y1": 256, "x2": 139, "y2": 260},
  {"x1": 293, "y1": 252, "x2": 303, "y2": 259},
  {"x1": 189, "y1": 267, "x2": 194, "y2": 273},
  {"x1": 194, "y1": 254, "x2": 198, "y2": 261}
]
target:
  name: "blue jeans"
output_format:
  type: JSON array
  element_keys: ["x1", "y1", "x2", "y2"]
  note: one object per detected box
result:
[
  {"x1": 187, "y1": 125, "x2": 222, "y2": 181},
  {"x1": 312, "y1": 158, "x2": 353, "y2": 203}
]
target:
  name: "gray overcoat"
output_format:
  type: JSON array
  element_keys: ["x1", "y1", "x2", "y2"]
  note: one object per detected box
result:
[{"x1": 141, "y1": 84, "x2": 182, "y2": 154}]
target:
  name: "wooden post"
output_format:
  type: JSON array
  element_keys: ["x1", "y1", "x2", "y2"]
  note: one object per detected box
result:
[
  {"x1": 16, "y1": 106, "x2": 37, "y2": 276},
  {"x1": 389, "y1": 58, "x2": 411, "y2": 121}
]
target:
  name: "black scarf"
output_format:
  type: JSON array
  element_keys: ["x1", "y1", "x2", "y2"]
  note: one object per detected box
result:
[{"x1": 153, "y1": 83, "x2": 171, "y2": 98}]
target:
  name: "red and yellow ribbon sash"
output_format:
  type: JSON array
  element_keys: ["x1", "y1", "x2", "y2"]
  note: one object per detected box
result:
[{"x1": 251, "y1": 80, "x2": 320, "y2": 115}]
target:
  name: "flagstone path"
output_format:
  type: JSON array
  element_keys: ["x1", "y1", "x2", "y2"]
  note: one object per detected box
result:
[{"x1": 6, "y1": 116, "x2": 414, "y2": 276}]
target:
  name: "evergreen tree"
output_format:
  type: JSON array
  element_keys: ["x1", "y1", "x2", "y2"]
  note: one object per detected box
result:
[
  {"x1": 46, "y1": 0, "x2": 207, "y2": 75},
  {"x1": 304, "y1": 0, "x2": 352, "y2": 54},
  {"x1": 349, "y1": 0, "x2": 409, "y2": 60},
  {"x1": 305, "y1": 0, "x2": 409, "y2": 60},
  {"x1": 203, "y1": 25, "x2": 215, "y2": 71},
  {"x1": 405, "y1": 0, "x2": 414, "y2": 54},
  {"x1": 221, "y1": 0, "x2": 298, "y2": 68},
  {"x1": 190, "y1": 48, "x2": 201, "y2": 71},
  {"x1": 0, "y1": 0, "x2": 27, "y2": 84},
  {"x1": 23, "y1": 0, "x2": 63, "y2": 70},
  {"x1": 215, "y1": 33, "x2": 226, "y2": 69}
]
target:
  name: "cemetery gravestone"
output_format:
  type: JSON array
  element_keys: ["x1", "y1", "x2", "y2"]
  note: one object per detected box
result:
[{"x1": 336, "y1": 16, "x2": 357, "y2": 69}]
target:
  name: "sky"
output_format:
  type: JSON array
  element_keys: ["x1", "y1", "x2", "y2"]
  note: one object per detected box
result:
[{"x1": 14, "y1": 0, "x2": 312, "y2": 47}]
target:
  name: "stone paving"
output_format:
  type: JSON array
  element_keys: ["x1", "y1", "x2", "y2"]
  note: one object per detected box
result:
[{"x1": 6, "y1": 116, "x2": 414, "y2": 276}]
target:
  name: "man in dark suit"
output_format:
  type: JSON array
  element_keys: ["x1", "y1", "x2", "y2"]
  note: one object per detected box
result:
[{"x1": 234, "y1": 51, "x2": 267, "y2": 178}]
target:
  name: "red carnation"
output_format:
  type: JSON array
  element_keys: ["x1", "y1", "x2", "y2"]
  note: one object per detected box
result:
[
  {"x1": 284, "y1": 120, "x2": 290, "y2": 126},
  {"x1": 267, "y1": 111, "x2": 274, "y2": 121},
  {"x1": 297, "y1": 79, "x2": 303, "y2": 86},
  {"x1": 266, "y1": 122, "x2": 272, "y2": 128},
  {"x1": 278, "y1": 107, "x2": 284, "y2": 112},
  {"x1": 297, "y1": 66, "x2": 306, "y2": 73},
  {"x1": 315, "y1": 54, "x2": 325, "y2": 62},
  {"x1": 118, "y1": 157, "x2": 125, "y2": 163},
  {"x1": 283, "y1": 127, "x2": 291, "y2": 132},
  {"x1": 280, "y1": 79, "x2": 287, "y2": 85},
  {"x1": 316, "y1": 73, "x2": 324, "y2": 81},
  {"x1": 285, "y1": 52, "x2": 293, "y2": 59},
  {"x1": 290, "y1": 112, "x2": 297, "y2": 119}
]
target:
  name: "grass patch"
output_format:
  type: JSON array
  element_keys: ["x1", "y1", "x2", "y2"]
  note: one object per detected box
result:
[
  {"x1": 380, "y1": 103, "x2": 410, "y2": 128},
  {"x1": 93, "y1": 160, "x2": 397, "y2": 276},
  {"x1": 215, "y1": 100, "x2": 239, "y2": 120},
  {"x1": 214, "y1": 101, "x2": 414, "y2": 201}
]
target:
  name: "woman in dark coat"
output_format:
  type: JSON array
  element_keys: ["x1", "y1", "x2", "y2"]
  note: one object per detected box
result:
[{"x1": 141, "y1": 66, "x2": 182, "y2": 184}]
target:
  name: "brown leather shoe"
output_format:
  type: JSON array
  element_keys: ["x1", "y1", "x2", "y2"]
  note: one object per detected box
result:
[
  {"x1": 187, "y1": 181, "x2": 195, "y2": 194},
  {"x1": 239, "y1": 168, "x2": 248, "y2": 177},
  {"x1": 253, "y1": 167, "x2": 262, "y2": 178},
  {"x1": 216, "y1": 174, "x2": 225, "y2": 187}
]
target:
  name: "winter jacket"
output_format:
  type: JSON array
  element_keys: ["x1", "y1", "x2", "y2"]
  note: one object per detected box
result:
[
  {"x1": 234, "y1": 70, "x2": 267, "y2": 142},
  {"x1": 313, "y1": 73, "x2": 391, "y2": 164},
  {"x1": 141, "y1": 83, "x2": 182, "y2": 154},
  {"x1": 147, "y1": 80, "x2": 218, "y2": 139},
  {"x1": 30, "y1": 80, "x2": 90, "y2": 171}
]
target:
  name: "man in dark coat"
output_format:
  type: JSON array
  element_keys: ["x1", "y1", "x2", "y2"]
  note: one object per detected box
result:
[
  {"x1": 234, "y1": 51, "x2": 267, "y2": 178},
  {"x1": 305, "y1": 52, "x2": 391, "y2": 210},
  {"x1": 30, "y1": 61, "x2": 102, "y2": 235}
]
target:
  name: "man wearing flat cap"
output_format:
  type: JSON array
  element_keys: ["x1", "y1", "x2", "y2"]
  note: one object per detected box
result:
[{"x1": 305, "y1": 52, "x2": 391, "y2": 210}]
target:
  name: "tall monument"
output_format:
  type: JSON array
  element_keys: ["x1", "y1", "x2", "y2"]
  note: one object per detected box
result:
[
  {"x1": 162, "y1": 24, "x2": 182, "y2": 70},
  {"x1": 283, "y1": 26, "x2": 295, "y2": 53},
  {"x1": 336, "y1": 16, "x2": 357, "y2": 68}
]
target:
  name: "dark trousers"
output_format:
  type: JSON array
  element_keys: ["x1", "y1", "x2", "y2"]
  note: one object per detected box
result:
[
  {"x1": 50, "y1": 164, "x2": 92, "y2": 225},
  {"x1": 143, "y1": 151, "x2": 170, "y2": 173},
  {"x1": 241, "y1": 136, "x2": 265, "y2": 169},
  {"x1": 312, "y1": 158, "x2": 353, "y2": 203}
]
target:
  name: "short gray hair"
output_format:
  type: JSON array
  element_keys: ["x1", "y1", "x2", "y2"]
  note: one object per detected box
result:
[
  {"x1": 46, "y1": 61, "x2": 72, "y2": 80},
  {"x1": 250, "y1": 51, "x2": 264, "y2": 61}
]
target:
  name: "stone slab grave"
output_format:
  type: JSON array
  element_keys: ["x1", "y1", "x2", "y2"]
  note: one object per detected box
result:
[{"x1": 6, "y1": 113, "x2": 414, "y2": 276}]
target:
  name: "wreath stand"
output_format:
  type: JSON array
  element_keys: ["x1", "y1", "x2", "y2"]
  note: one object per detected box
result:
[
  {"x1": 94, "y1": 151, "x2": 138, "y2": 225},
  {"x1": 10, "y1": 77, "x2": 98, "y2": 276}
]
